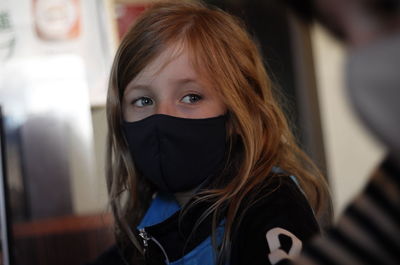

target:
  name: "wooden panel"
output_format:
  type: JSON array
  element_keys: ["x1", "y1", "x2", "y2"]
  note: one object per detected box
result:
[{"x1": 12, "y1": 214, "x2": 115, "y2": 265}]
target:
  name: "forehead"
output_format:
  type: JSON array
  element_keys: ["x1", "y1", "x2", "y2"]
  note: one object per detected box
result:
[
  {"x1": 124, "y1": 42, "x2": 213, "y2": 93},
  {"x1": 127, "y1": 44, "x2": 202, "y2": 86}
]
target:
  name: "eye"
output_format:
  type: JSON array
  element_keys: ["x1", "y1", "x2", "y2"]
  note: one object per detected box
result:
[
  {"x1": 132, "y1": 97, "x2": 154, "y2": 107},
  {"x1": 181, "y1": 94, "x2": 203, "y2": 104}
]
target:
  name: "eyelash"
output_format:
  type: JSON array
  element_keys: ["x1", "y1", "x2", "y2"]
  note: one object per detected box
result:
[
  {"x1": 181, "y1": 94, "x2": 203, "y2": 104},
  {"x1": 132, "y1": 97, "x2": 153, "y2": 107}
]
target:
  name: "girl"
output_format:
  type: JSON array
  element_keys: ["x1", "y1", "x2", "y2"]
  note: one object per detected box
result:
[{"x1": 91, "y1": 1, "x2": 331, "y2": 265}]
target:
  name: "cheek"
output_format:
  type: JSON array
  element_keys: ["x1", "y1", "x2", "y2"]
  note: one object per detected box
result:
[
  {"x1": 122, "y1": 100, "x2": 135, "y2": 121},
  {"x1": 123, "y1": 107, "x2": 155, "y2": 122},
  {"x1": 121, "y1": 102, "x2": 129, "y2": 120},
  {"x1": 121, "y1": 102, "x2": 136, "y2": 122},
  {"x1": 219, "y1": 100, "x2": 228, "y2": 113},
  {"x1": 205, "y1": 99, "x2": 227, "y2": 117},
  {"x1": 177, "y1": 102, "x2": 226, "y2": 119},
  {"x1": 213, "y1": 97, "x2": 228, "y2": 113}
]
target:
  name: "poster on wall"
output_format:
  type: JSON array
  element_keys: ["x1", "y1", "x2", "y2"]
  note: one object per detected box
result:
[
  {"x1": 115, "y1": 3, "x2": 148, "y2": 39},
  {"x1": 33, "y1": 0, "x2": 81, "y2": 41}
]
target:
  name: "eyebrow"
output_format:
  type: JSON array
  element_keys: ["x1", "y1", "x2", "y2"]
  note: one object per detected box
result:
[
  {"x1": 128, "y1": 84, "x2": 150, "y2": 90},
  {"x1": 125, "y1": 78, "x2": 202, "y2": 96},
  {"x1": 124, "y1": 84, "x2": 150, "y2": 97},
  {"x1": 128, "y1": 78, "x2": 198, "y2": 88}
]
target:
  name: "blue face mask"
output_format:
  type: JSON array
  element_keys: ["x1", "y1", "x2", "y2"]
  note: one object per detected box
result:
[
  {"x1": 346, "y1": 33, "x2": 400, "y2": 154},
  {"x1": 122, "y1": 114, "x2": 227, "y2": 193}
]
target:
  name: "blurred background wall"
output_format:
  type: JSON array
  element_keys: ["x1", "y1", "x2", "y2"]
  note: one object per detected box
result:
[{"x1": 310, "y1": 24, "x2": 385, "y2": 215}]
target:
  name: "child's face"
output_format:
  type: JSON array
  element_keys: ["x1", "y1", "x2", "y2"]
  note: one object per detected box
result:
[{"x1": 122, "y1": 46, "x2": 227, "y2": 122}]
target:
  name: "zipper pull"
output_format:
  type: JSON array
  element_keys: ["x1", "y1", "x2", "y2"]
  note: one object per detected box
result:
[
  {"x1": 139, "y1": 228, "x2": 150, "y2": 250},
  {"x1": 138, "y1": 228, "x2": 170, "y2": 264}
]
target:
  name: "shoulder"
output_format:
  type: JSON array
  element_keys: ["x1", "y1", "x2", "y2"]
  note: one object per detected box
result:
[
  {"x1": 243, "y1": 175, "x2": 319, "y2": 229},
  {"x1": 231, "y1": 176, "x2": 320, "y2": 265},
  {"x1": 256, "y1": 175, "x2": 317, "y2": 221}
]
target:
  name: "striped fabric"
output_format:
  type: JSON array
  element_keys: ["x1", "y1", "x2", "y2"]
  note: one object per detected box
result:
[{"x1": 295, "y1": 156, "x2": 400, "y2": 265}]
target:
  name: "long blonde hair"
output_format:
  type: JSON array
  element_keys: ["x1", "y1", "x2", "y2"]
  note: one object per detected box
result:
[{"x1": 106, "y1": 0, "x2": 331, "y2": 263}]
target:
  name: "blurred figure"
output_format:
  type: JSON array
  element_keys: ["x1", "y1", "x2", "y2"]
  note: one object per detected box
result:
[{"x1": 280, "y1": 0, "x2": 400, "y2": 265}]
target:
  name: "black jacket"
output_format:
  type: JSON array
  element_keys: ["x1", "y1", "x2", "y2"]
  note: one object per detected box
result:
[{"x1": 87, "y1": 176, "x2": 320, "y2": 265}]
